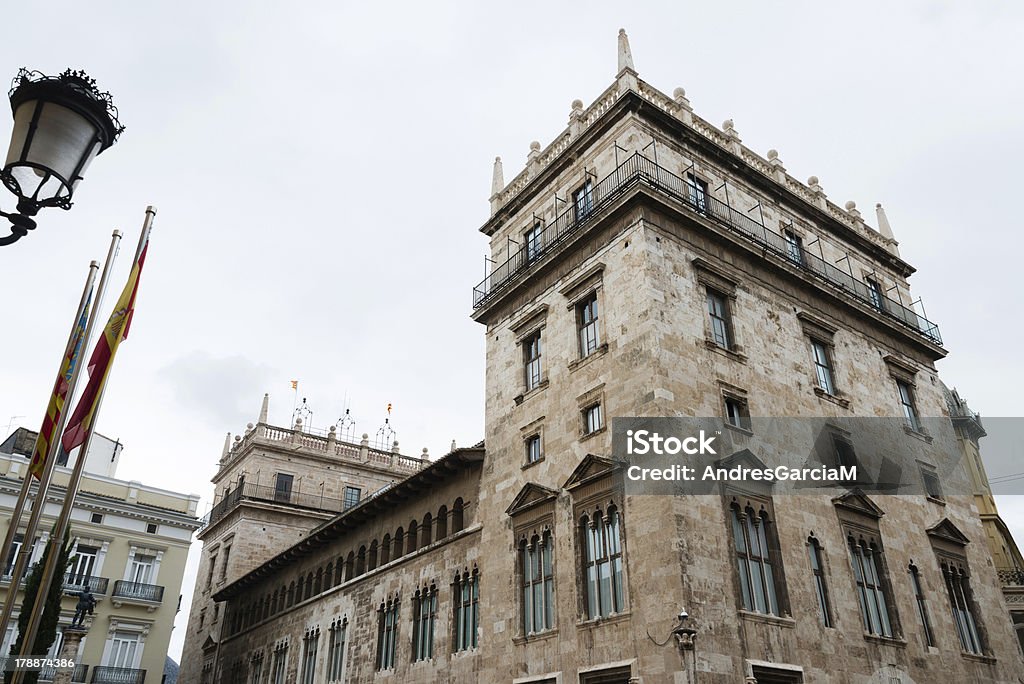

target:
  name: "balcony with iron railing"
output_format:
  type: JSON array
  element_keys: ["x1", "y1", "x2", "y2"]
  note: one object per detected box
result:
[
  {"x1": 111, "y1": 579, "x2": 164, "y2": 604},
  {"x1": 91, "y1": 667, "x2": 145, "y2": 684},
  {"x1": 198, "y1": 480, "x2": 357, "y2": 533},
  {"x1": 472, "y1": 152, "x2": 942, "y2": 346},
  {"x1": 63, "y1": 573, "x2": 109, "y2": 595}
]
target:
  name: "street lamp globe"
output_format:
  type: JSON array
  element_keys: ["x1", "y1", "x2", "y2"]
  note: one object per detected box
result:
[{"x1": 0, "y1": 68, "x2": 124, "y2": 246}]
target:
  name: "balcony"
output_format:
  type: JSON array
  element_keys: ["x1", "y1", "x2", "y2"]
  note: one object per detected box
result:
[
  {"x1": 63, "y1": 574, "x2": 109, "y2": 595},
  {"x1": 198, "y1": 481, "x2": 350, "y2": 533},
  {"x1": 998, "y1": 568, "x2": 1024, "y2": 586},
  {"x1": 111, "y1": 580, "x2": 164, "y2": 604},
  {"x1": 472, "y1": 152, "x2": 942, "y2": 346},
  {"x1": 91, "y1": 667, "x2": 145, "y2": 684}
]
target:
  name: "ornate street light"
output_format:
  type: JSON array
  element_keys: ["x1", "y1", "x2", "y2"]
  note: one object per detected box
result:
[{"x1": 0, "y1": 68, "x2": 124, "y2": 246}]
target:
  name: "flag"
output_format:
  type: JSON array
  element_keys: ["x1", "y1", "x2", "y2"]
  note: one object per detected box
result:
[
  {"x1": 387, "y1": 402, "x2": 392, "y2": 415},
  {"x1": 28, "y1": 288, "x2": 93, "y2": 479},
  {"x1": 290, "y1": 380, "x2": 298, "y2": 390},
  {"x1": 61, "y1": 238, "x2": 150, "y2": 453}
]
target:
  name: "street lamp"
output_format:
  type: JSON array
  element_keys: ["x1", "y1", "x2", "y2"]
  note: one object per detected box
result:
[{"x1": 0, "y1": 68, "x2": 124, "y2": 246}]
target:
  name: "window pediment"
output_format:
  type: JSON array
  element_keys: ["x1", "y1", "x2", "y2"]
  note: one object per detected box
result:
[
  {"x1": 563, "y1": 454, "x2": 619, "y2": 491},
  {"x1": 926, "y1": 517, "x2": 970, "y2": 547},
  {"x1": 832, "y1": 490, "x2": 885, "y2": 520},
  {"x1": 505, "y1": 482, "x2": 558, "y2": 517}
]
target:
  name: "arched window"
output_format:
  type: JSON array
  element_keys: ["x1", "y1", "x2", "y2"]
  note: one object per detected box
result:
[
  {"x1": 847, "y1": 533, "x2": 892, "y2": 636},
  {"x1": 520, "y1": 531, "x2": 554, "y2": 634},
  {"x1": 263, "y1": 594, "x2": 270, "y2": 620},
  {"x1": 452, "y1": 569, "x2": 479, "y2": 651},
  {"x1": 369, "y1": 540, "x2": 379, "y2": 571},
  {"x1": 407, "y1": 520, "x2": 418, "y2": 555},
  {"x1": 325, "y1": 563, "x2": 333, "y2": 588},
  {"x1": 315, "y1": 568, "x2": 323, "y2": 594},
  {"x1": 287, "y1": 581, "x2": 295, "y2": 607},
  {"x1": 335, "y1": 557, "x2": 344, "y2": 586},
  {"x1": 394, "y1": 528, "x2": 405, "y2": 559},
  {"x1": 271, "y1": 589, "x2": 279, "y2": 614},
  {"x1": 306, "y1": 572, "x2": 314, "y2": 600},
  {"x1": 381, "y1": 534, "x2": 392, "y2": 565},
  {"x1": 452, "y1": 498, "x2": 465, "y2": 533},
  {"x1": 579, "y1": 505, "x2": 624, "y2": 619},
  {"x1": 345, "y1": 551, "x2": 355, "y2": 581},
  {"x1": 436, "y1": 506, "x2": 448, "y2": 540},
  {"x1": 807, "y1": 535, "x2": 831, "y2": 627},
  {"x1": 731, "y1": 503, "x2": 780, "y2": 616},
  {"x1": 421, "y1": 513, "x2": 433, "y2": 548},
  {"x1": 356, "y1": 546, "x2": 367, "y2": 576},
  {"x1": 296, "y1": 577, "x2": 305, "y2": 603}
]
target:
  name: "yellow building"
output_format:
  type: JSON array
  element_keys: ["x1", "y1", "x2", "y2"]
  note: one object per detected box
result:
[{"x1": 0, "y1": 428, "x2": 201, "y2": 684}]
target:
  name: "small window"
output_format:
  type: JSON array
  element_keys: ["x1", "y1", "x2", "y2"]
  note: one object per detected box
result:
[
  {"x1": 706, "y1": 289, "x2": 732, "y2": 349},
  {"x1": 831, "y1": 434, "x2": 860, "y2": 482},
  {"x1": 897, "y1": 381, "x2": 920, "y2": 432},
  {"x1": 91, "y1": 513, "x2": 103, "y2": 524},
  {"x1": 808, "y1": 537, "x2": 833, "y2": 627},
  {"x1": 146, "y1": 523, "x2": 158, "y2": 534},
  {"x1": 525, "y1": 435, "x2": 542, "y2": 465},
  {"x1": 343, "y1": 486, "x2": 361, "y2": 510},
  {"x1": 811, "y1": 340, "x2": 835, "y2": 395},
  {"x1": 686, "y1": 174, "x2": 708, "y2": 214},
  {"x1": 576, "y1": 293, "x2": 600, "y2": 358},
  {"x1": 582, "y1": 404, "x2": 603, "y2": 436},
  {"x1": 573, "y1": 180, "x2": 594, "y2": 222},
  {"x1": 724, "y1": 397, "x2": 750, "y2": 431},
  {"x1": 274, "y1": 473, "x2": 294, "y2": 503},
  {"x1": 523, "y1": 332, "x2": 542, "y2": 392},
  {"x1": 784, "y1": 230, "x2": 803, "y2": 264},
  {"x1": 866, "y1": 277, "x2": 885, "y2": 310},
  {"x1": 524, "y1": 222, "x2": 543, "y2": 262},
  {"x1": 921, "y1": 467, "x2": 943, "y2": 500}
]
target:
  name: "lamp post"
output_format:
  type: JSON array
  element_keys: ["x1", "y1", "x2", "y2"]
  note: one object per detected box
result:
[{"x1": 0, "y1": 68, "x2": 124, "y2": 246}]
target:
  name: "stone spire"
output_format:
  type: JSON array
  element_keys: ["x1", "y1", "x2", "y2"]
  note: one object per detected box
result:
[
  {"x1": 875, "y1": 203, "x2": 900, "y2": 257},
  {"x1": 617, "y1": 28, "x2": 635, "y2": 74},
  {"x1": 220, "y1": 432, "x2": 231, "y2": 462},
  {"x1": 258, "y1": 393, "x2": 269, "y2": 423},
  {"x1": 491, "y1": 157, "x2": 504, "y2": 197}
]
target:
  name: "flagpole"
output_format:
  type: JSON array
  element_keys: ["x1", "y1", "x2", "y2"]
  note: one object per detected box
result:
[
  {"x1": 9, "y1": 212, "x2": 151, "y2": 676},
  {"x1": 0, "y1": 259, "x2": 100, "y2": 644}
]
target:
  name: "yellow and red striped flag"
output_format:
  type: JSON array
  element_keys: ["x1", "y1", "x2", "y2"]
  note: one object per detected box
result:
[
  {"x1": 28, "y1": 288, "x2": 93, "y2": 479},
  {"x1": 61, "y1": 237, "x2": 150, "y2": 453}
]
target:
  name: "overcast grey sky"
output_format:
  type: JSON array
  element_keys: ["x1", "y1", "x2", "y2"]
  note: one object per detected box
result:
[{"x1": 2, "y1": 1, "x2": 1022, "y2": 660}]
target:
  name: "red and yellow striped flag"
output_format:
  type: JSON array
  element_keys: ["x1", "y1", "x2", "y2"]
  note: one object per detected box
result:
[
  {"x1": 28, "y1": 289, "x2": 93, "y2": 479},
  {"x1": 62, "y1": 237, "x2": 150, "y2": 453}
]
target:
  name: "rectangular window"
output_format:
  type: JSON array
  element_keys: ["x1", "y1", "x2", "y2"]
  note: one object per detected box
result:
[
  {"x1": 573, "y1": 180, "x2": 594, "y2": 222},
  {"x1": 327, "y1": 620, "x2": 347, "y2": 682},
  {"x1": 784, "y1": 230, "x2": 803, "y2": 264},
  {"x1": 847, "y1": 534, "x2": 895, "y2": 637},
  {"x1": 581, "y1": 507, "x2": 625, "y2": 619},
  {"x1": 576, "y1": 293, "x2": 600, "y2": 357},
  {"x1": 807, "y1": 538, "x2": 832, "y2": 627},
  {"x1": 724, "y1": 397, "x2": 750, "y2": 431},
  {"x1": 453, "y1": 571, "x2": 479, "y2": 651},
  {"x1": 107, "y1": 632, "x2": 139, "y2": 668},
  {"x1": 731, "y1": 504, "x2": 782, "y2": 616},
  {"x1": 207, "y1": 555, "x2": 218, "y2": 590},
  {"x1": 69, "y1": 545, "x2": 98, "y2": 583},
  {"x1": 831, "y1": 434, "x2": 860, "y2": 483},
  {"x1": 300, "y1": 631, "x2": 318, "y2": 684},
  {"x1": 90, "y1": 513, "x2": 103, "y2": 524},
  {"x1": 271, "y1": 645, "x2": 288, "y2": 684},
  {"x1": 524, "y1": 332, "x2": 542, "y2": 391},
  {"x1": 686, "y1": 174, "x2": 708, "y2": 214},
  {"x1": 521, "y1": 532, "x2": 555, "y2": 634},
  {"x1": 811, "y1": 341, "x2": 835, "y2": 395},
  {"x1": 412, "y1": 587, "x2": 437, "y2": 661},
  {"x1": 274, "y1": 473, "x2": 294, "y2": 503},
  {"x1": 897, "y1": 381, "x2": 920, "y2": 431},
  {"x1": 866, "y1": 278, "x2": 884, "y2": 310},
  {"x1": 706, "y1": 289, "x2": 731, "y2": 349},
  {"x1": 524, "y1": 222, "x2": 543, "y2": 262},
  {"x1": 220, "y1": 545, "x2": 231, "y2": 581},
  {"x1": 909, "y1": 564, "x2": 935, "y2": 647},
  {"x1": 525, "y1": 435, "x2": 542, "y2": 465},
  {"x1": 582, "y1": 403, "x2": 603, "y2": 435},
  {"x1": 942, "y1": 560, "x2": 983, "y2": 654},
  {"x1": 921, "y1": 467, "x2": 943, "y2": 500},
  {"x1": 129, "y1": 554, "x2": 155, "y2": 585},
  {"x1": 376, "y1": 598, "x2": 399, "y2": 670},
  {"x1": 343, "y1": 486, "x2": 361, "y2": 510}
]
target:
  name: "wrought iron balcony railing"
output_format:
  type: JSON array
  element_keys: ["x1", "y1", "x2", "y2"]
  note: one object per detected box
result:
[
  {"x1": 112, "y1": 579, "x2": 164, "y2": 603},
  {"x1": 472, "y1": 152, "x2": 942, "y2": 345},
  {"x1": 64, "y1": 573, "x2": 109, "y2": 595},
  {"x1": 91, "y1": 666, "x2": 145, "y2": 684},
  {"x1": 198, "y1": 481, "x2": 353, "y2": 533}
]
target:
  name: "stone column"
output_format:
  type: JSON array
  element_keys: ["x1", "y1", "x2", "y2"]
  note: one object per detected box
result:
[{"x1": 52, "y1": 626, "x2": 86, "y2": 684}]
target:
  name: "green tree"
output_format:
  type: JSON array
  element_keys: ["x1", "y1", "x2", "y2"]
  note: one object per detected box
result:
[{"x1": 5, "y1": 528, "x2": 73, "y2": 684}]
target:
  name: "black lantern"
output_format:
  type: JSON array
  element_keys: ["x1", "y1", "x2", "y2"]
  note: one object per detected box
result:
[{"x1": 0, "y1": 69, "x2": 124, "y2": 246}]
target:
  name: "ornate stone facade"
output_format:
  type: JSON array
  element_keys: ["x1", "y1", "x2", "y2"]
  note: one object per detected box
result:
[{"x1": 182, "y1": 31, "x2": 1024, "y2": 684}]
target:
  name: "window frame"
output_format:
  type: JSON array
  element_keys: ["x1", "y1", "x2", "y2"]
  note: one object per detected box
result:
[
  {"x1": 300, "y1": 628, "x2": 319, "y2": 684},
  {"x1": 581, "y1": 403, "x2": 604, "y2": 436},
  {"x1": 375, "y1": 596, "x2": 400, "y2": 670},
  {"x1": 520, "y1": 531, "x2": 555, "y2": 635},
  {"x1": 685, "y1": 173, "x2": 708, "y2": 214},
  {"x1": 909, "y1": 563, "x2": 935, "y2": 648},
  {"x1": 412, "y1": 585, "x2": 437, "y2": 662},
  {"x1": 807, "y1": 536, "x2": 833, "y2": 628},
  {"x1": 578, "y1": 504, "x2": 625, "y2": 620},
  {"x1": 523, "y1": 330, "x2": 543, "y2": 392},
  {"x1": 573, "y1": 179, "x2": 594, "y2": 222},
  {"x1": 452, "y1": 569, "x2": 480, "y2": 652},
  {"x1": 810, "y1": 339, "x2": 836, "y2": 396},
  {"x1": 524, "y1": 222, "x2": 543, "y2": 262},
  {"x1": 728, "y1": 497, "x2": 787, "y2": 617},
  {"x1": 706, "y1": 288, "x2": 732, "y2": 350},
  {"x1": 327, "y1": 618, "x2": 347, "y2": 682},
  {"x1": 576, "y1": 292, "x2": 601, "y2": 359},
  {"x1": 525, "y1": 434, "x2": 542, "y2": 465}
]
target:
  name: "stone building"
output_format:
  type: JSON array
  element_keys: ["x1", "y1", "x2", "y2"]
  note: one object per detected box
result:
[
  {"x1": 186, "y1": 31, "x2": 1024, "y2": 684},
  {"x1": 0, "y1": 428, "x2": 201, "y2": 684}
]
